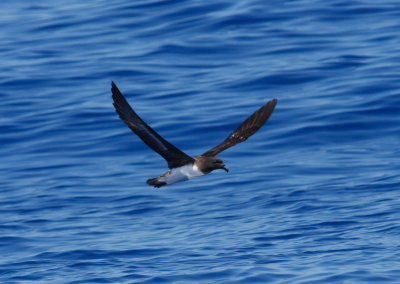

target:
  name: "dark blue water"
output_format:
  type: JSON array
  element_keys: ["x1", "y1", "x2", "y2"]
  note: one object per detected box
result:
[{"x1": 1, "y1": 1, "x2": 400, "y2": 283}]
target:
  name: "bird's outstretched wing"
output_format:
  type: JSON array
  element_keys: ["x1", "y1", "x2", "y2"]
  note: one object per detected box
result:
[
  {"x1": 202, "y1": 98, "x2": 277, "y2": 157},
  {"x1": 111, "y1": 82, "x2": 194, "y2": 169}
]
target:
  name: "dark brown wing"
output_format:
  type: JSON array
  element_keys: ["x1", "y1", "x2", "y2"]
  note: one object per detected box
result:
[
  {"x1": 111, "y1": 82, "x2": 194, "y2": 169},
  {"x1": 202, "y1": 98, "x2": 277, "y2": 157}
]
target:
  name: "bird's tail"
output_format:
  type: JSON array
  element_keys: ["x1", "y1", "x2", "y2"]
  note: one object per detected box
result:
[{"x1": 146, "y1": 177, "x2": 167, "y2": 188}]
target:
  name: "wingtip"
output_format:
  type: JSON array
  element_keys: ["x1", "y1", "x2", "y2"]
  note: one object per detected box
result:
[
  {"x1": 111, "y1": 81, "x2": 117, "y2": 91},
  {"x1": 266, "y1": 98, "x2": 278, "y2": 110},
  {"x1": 111, "y1": 81, "x2": 121, "y2": 98}
]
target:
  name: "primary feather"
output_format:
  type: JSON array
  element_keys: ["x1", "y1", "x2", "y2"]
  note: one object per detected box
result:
[
  {"x1": 202, "y1": 98, "x2": 277, "y2": 157},
  {"x1": 111, "y1": 82, "x2": 194, "y2": 169}
]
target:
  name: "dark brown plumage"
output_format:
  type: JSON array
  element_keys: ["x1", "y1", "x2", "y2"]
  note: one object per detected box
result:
[
  {"x1": 111, "y1": 81, "x2": 277, "y2": 187},
  {"x1": 201, "y1": 98, "x2": 277, "y2": 157},
  {"x1": 112, "y1": 82, "x2": 194, "y2": 169}
]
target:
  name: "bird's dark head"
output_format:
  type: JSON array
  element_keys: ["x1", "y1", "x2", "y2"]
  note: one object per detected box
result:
[{"x1": 195, "y1": 156, "x2": 229, "y2": 174}]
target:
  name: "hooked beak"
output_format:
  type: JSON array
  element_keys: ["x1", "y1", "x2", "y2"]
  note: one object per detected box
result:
[{"x1": 222, "y1": 164, "x2": 229, "y2": 172}]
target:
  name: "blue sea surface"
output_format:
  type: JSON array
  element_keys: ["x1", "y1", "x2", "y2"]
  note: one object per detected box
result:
[{"x1": 1, "y1": 1, "x2": 400, "y2": 283}]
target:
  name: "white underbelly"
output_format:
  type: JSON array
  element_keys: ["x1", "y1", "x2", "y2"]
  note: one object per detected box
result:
[{"x1": 164, "y1": 164, "x2": 204, "y2": 185}]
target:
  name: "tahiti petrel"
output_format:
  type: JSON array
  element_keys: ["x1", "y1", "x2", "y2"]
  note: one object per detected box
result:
[{"x1": 111, "y1": 82, "x2": 277, "y2": 188}]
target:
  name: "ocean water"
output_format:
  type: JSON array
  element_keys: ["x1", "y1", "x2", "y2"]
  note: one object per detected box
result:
[{"x1": 1, "y1": 0, "x2": 400, "y2": 283}]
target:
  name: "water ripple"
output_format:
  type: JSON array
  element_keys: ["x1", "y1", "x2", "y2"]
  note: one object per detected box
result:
[{"x1": 1, "y1": 0, "x2": 400, "y2": 283}]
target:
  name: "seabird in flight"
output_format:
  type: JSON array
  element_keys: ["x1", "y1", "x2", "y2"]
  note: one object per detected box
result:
[{"x1": 111, "y1": 81, "x2": 277, "y2": 188}]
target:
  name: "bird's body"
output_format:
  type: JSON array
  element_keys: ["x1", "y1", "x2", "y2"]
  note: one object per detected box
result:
[
  {"x1": 147, "y1": 162, "x2": 203, "y2": 188},
  {"x1": 111, "y1": 82, "x2": 277, "y2": 188}
]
